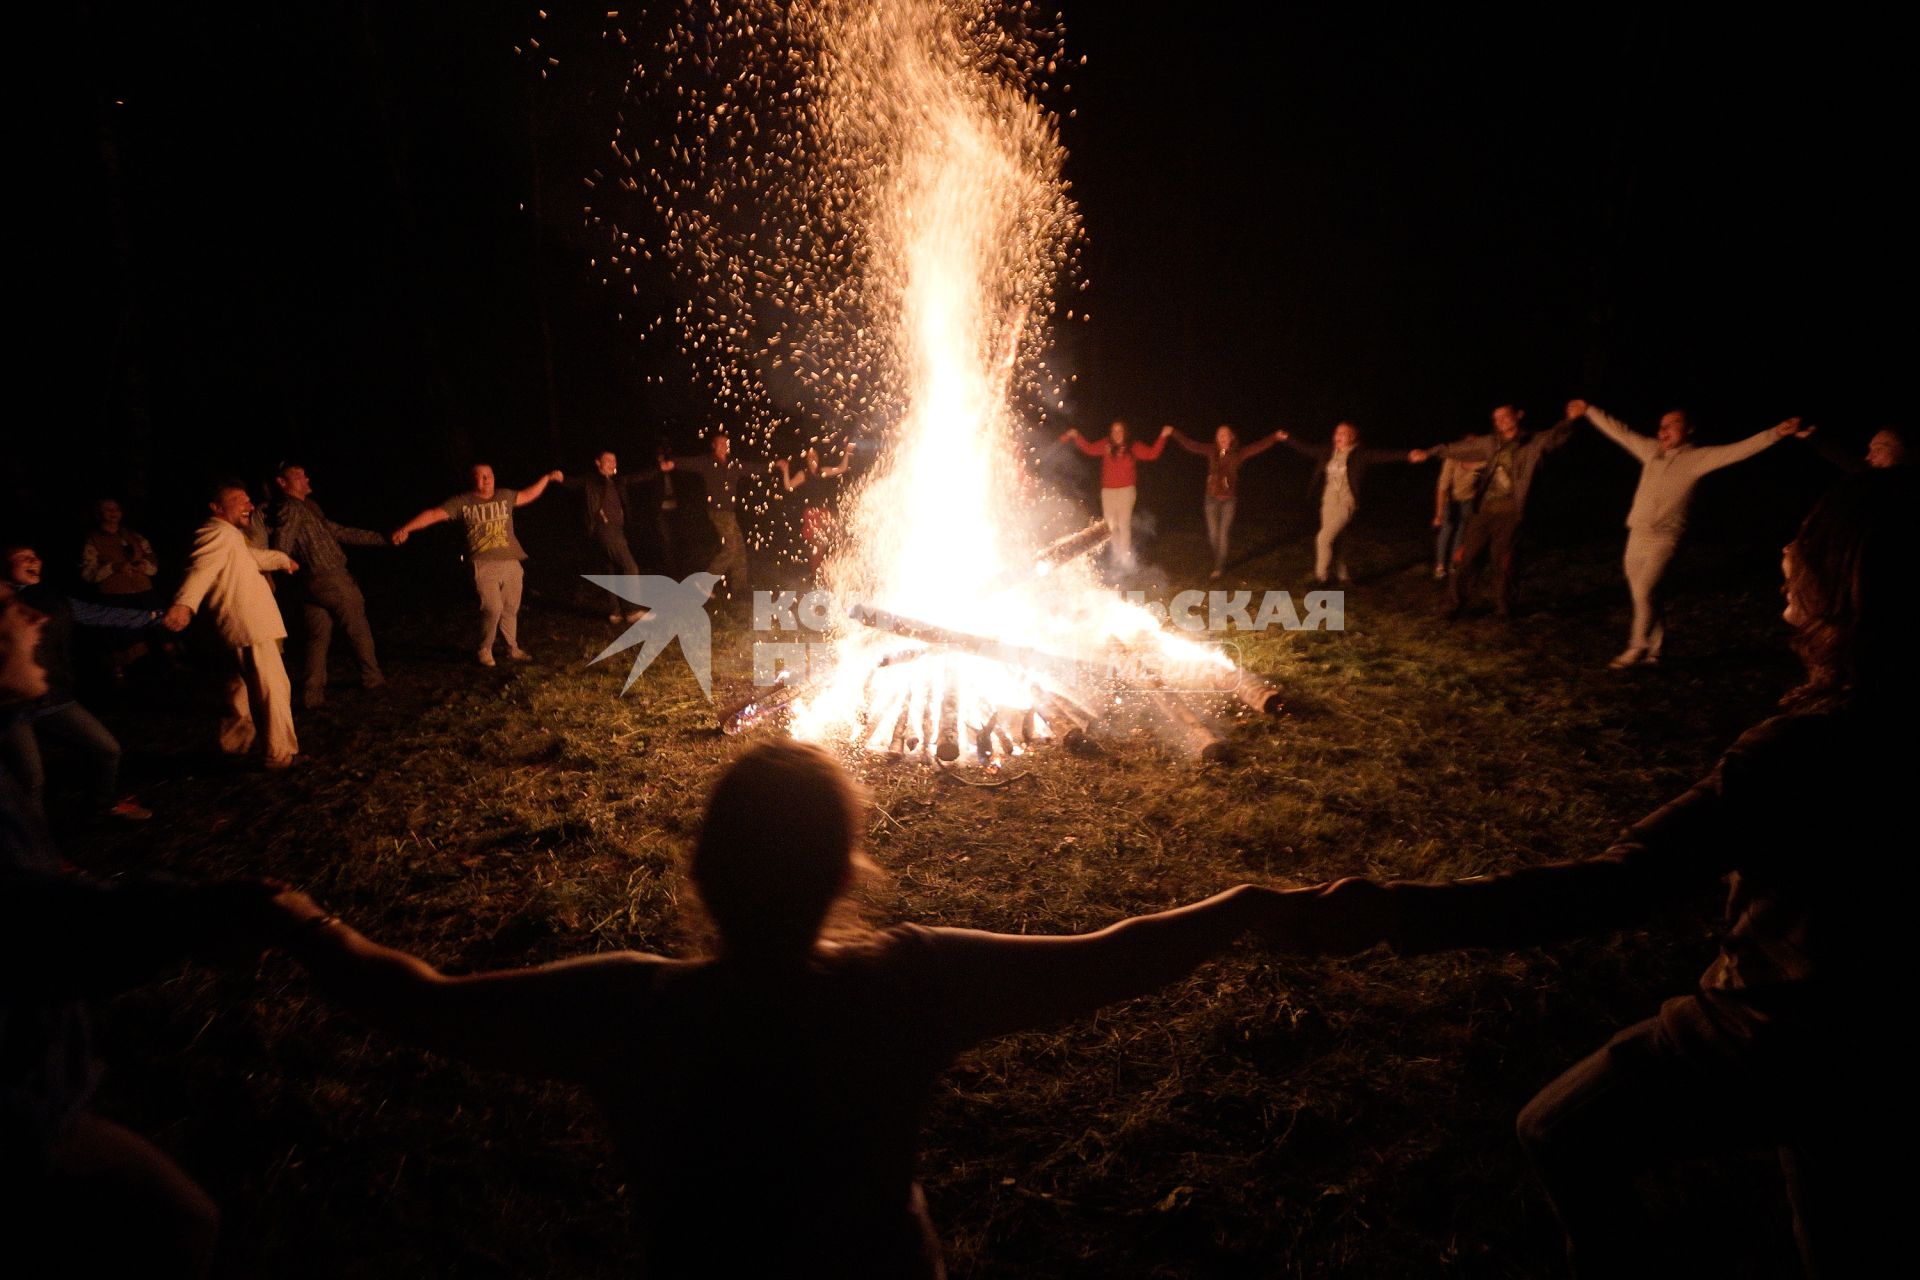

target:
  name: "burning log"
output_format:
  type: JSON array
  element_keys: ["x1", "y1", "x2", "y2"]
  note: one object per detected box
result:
[
  {"x1": 847, "y1": 603, "x2": 1083, "y2": 683},
  {"x1": 1031, "y1": 520, "x2": 1111, "y2": 572},
  {"x1": 719, "y1": 673, "x2": 804, "y2": 736},
  {"x1": 1029, "y1": 686, "x2": 1093, "y2": 751},
  {"x1": 935, "y1": 684, "x2": 961, "y2": 762},
  {"x1": 1232, "y1": 673, "x2": 1284, "y2": 717},
  {"x1": 1146, "y1": 689, "x2": 1232, "y2": 763}
]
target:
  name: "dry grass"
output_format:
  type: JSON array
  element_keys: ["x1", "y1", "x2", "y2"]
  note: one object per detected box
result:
[{"x1": 65, "y1": 520, "x2": 1803, "y2": 1277}]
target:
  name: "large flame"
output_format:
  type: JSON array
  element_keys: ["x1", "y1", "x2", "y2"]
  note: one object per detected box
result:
[{"x1": 618, "y1": 1, "x2": 1240, "y2": 761}]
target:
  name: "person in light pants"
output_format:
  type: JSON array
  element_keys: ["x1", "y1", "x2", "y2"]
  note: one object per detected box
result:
[
  {"x1": 1278, "y1": 422, "x2": 1421, "y2": 585},
  {"x1": 1061, "y1": 420, "x2": 1172, "y2": 576},
  {"x1": 163, "y1": 481, "x2": 301, "y2": 767},
  {"x1": 1583, "y1": 405, "x2": 1800, "y2": 667}
]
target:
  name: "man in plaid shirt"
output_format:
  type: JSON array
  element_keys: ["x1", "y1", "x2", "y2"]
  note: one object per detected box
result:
[{"x1": 268, "y1": 462, "x2": 386, "y2": 708}]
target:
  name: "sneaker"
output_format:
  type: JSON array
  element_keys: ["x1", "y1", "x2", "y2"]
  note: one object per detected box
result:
[
  {"x1": 1433, "y1": 565, "x2": 1448, "y2": 581},
  {"x1": 1643, "y1": 652, "x2": 1662, "y2": 667},
  {"x1": 1608, "y1": 648, "x2": 1646, "y2": 669},
  {"x1": 506, "y1": 647, "x2": 533, "y2": 662},
  {"x1": 477, "y1": 649, "x2": 496, "y2": 667},
  {"x1": 108, "y1": 796, "x2": 153, "y2": 821}
]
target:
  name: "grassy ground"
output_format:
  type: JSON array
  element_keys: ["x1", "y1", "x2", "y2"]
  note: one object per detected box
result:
[{"x1": 61, "y1": 514, "x2": 1806, "y2": 1277}]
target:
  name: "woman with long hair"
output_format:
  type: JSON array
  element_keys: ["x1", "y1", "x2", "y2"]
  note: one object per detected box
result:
[
  {"x1": 1169, "y1": 424, "x2": 1283, "y2": 579},
  {"x1": 267, "y1": 740, "x2": 1300, "y2": 1277},
  {"x1": 1059, "y1": 419, "x2": 1174, "y2": 576},
  {"x1": 1289, "y1": 471, "x2": 1917, "y2": 1276}
]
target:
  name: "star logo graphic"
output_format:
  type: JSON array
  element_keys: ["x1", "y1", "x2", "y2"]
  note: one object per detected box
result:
[{"x1": 586, "y1": 573, "x2": 724, "y2": 698}]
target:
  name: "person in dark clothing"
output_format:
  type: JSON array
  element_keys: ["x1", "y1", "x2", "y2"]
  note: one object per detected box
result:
[
  {"x1": 1169, "y1": 425, "x2": 1282, "y2": 578},
  {"x1": 1, "y1": 546, "x2": 155, "y2": 822},
  {"x1": 1275, "y1": 422, "x2": 1422, "y2": 584},
  {"x1": 1414, "y1": 400, "x2": 1585, "y2": 617},
  {"x1": 0, "y1": 579, "x2": 283, "y2": 1279},
  {"x1": 1281, "y1": 471, "x2": 1918, "y2": 1277},
  {"x1": 266, "y1": 740, "x2": 1305, "y2": 1279},
  {"x1": 571, "y1": 450, "x2": 651, "y2": 623},
  {"x1": 268, "y1": 463, "x2": 387, "y2": 708},
  {"x1": 662, "y1": 433, "x2": 749, "y2": 593},
  {"x1": 776, "y1": 444, "x2": 853, "y2": 577},
  {"x1": 1794, "y1": 423, "x2": 1907, "y2": 473}
]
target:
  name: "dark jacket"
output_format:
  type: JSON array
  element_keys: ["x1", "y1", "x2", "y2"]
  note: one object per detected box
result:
[
  {"x1": 1424, "y1": 416, "x2": 1580, "y2": 515},
  {"x1": 1281, "y1": 438, "x2": 1410, "y2": 505}
]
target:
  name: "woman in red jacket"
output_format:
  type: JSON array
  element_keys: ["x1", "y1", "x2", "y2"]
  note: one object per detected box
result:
[{"x1": 1059, "y1": 419, "x2": 1173, "y2": 576}]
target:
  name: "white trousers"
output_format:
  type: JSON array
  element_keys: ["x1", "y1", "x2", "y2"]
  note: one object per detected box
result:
[
  {"x1": 1315, "y1": 490, "x2": 1357, "y2": 581},
  {"x1": 1101, "y1": 485, "x2": 1137, "y2": 573},
  {"x1": 221, "y1": 640, "x2": 298, "y2": 765},
  {"x1": 1623, "y1": 529, "x2": 1680, "y2": 655}
]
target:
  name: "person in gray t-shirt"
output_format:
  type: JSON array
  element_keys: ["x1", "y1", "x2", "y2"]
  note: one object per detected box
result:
[{"x1": 393, "y1": 463, "x2": 562, "y2": 665}]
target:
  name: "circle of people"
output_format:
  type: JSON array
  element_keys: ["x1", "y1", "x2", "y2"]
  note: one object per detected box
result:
[{"x1": 0, "y1": 405, "x2": 1909, "y2": 1277}]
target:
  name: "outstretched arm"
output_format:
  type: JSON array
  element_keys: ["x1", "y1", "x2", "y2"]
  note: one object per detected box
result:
[
  {"x1": 1584, "y1": 406, "x2": 1661, "y2": 463},
  {"x1": 1060, "y1": 430, "x2": 1105, "y2": 457},
  {"x1": 1169, "y1": 429, "x2": 1211, "y2": 457},
  {"x1": 1688, "y1": 419, "x2": 1798, "y2": 474},
  {"x1": 515, "y1": 471, "x2": 566, "y2": 507},
  {"x1": 392, "y1": 506, "x2": 451, "y2": 545},
  {"x1": 1236, "y1": 431, "x2": 1282, "y2": 462},
  {"x1": 272, "y1": 891, "x2": 658, "y2": 1079},
  {"x1": 927, "y1": 884, "x2": 1287, "y2": 1043}
]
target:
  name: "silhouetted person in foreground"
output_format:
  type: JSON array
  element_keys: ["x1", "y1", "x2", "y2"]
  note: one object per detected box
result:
[
  {"x1": 1, "y1": 580, "x2": 280, "y2": 1278},
  {"x1": 1290, "y1": 471, "x2": 1917, "y2": 1277},
  {"x1": 268, "y1": 740, "x2": 1301, "y2": 1278}
]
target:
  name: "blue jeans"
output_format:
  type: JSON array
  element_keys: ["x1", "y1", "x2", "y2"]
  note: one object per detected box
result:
[
  {"x1": 1, "y1": 698, "x2": 122, "y2": 816},
  {"x1": 1203, "y1": 497, "x2": 1236, "y2": 571}
]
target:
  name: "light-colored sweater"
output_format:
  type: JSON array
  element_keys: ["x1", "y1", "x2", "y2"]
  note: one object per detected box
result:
[
  {"x1": 1585, "y1": 408, "x2": 1779, "y2": 535},
  {"x1": 173, "y1": 518, "x2": 293, "y2": 647}
]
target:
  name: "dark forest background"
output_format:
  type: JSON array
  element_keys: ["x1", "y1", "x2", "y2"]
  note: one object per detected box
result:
[{"x1": 17, "y1": 2, "x2": 1908, "y2": 569}]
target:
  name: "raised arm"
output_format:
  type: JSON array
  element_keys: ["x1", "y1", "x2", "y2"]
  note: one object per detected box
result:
[
  {"x1": 776, "y1": 458, "x2": 806, "y2": 492},
  {"x1": 391, "y1": 505, "x2": 451, "y2": 545},
  {"x1": 1169, "y1": 429, "x2": 1211, "y2": 457},
  {"x1": 272, "y1": 892, "x2": 657, "y2": 1079},
  {"x1": 1533, "y1": 402, "x2": 1588, "y2": 455},
  {"x1": 1236, "y1": 431, "x2": 1282, "y2": 462},
  {"x1": 1060, "y1": 430, "x2": 1105, "y2": 457},
  {"x1": 515, "y1": 471, "x2": 565, "y2": 506},
  {"x1": 926, "y1": 883, "x2": 1286, "y2": 1043},
  {"x1": 1131, "y1": 425, "x2": 1175, "y2": 461},
  {"x1": 1584, "y1": 406, "x2": 1661, "y2": 463},
  {"x1": 1687, "y1": 419, "x2": 1798, "y2": 474},
  {"x1": 1797, "y1": 428, "x2": 1867, "y2": 474},
  {"x1": 1422, "y1": 433, "x2": 1494, "y2": 463}
]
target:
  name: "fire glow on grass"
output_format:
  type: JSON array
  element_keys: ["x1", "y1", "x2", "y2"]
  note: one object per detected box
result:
[{"x1": 607, "y1": 2, "x2": 1268, "y2": 768}]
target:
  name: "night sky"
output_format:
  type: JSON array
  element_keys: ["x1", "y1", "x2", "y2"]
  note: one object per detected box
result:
[{"x1": 24, "y1": 3, "x2": 1906, "y2": 554}]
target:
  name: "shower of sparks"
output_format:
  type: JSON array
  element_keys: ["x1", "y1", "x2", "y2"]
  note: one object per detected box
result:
[{"x1": 581, "y1": 1, "x2": 1243, "y2": 765}]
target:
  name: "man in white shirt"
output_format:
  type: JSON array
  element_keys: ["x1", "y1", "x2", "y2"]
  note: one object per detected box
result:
[
  {"x1": 1583, "y1": 406, "x2": 1801, "y2": 668},
  {"x1": 163, "y1": 481, "x2": 301, "y2": 767}
]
